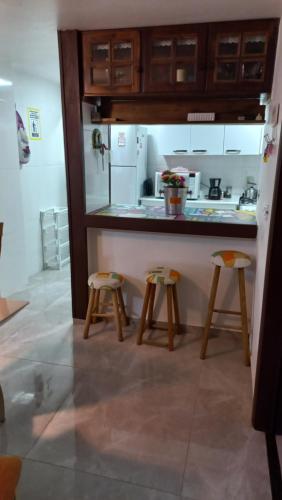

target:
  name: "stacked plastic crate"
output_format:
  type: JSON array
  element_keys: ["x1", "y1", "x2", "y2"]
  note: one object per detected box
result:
[{"x1": 40, "y1": 208, "x2": 70, "y2": 270}]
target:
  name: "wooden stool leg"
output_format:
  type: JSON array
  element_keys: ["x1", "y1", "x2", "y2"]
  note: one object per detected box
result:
[
  {"x1": 167, "y1": 285, "x2": 174, "y2": 351},
  {"x1": 147, "y1": 284, "x2": 156, "y2": 328},
  {"x1": 172, "y1": 285, "x2": 180, "y2": 335},
  {"x1": 92, "y1": 289, "x2": 100, "y2": 324},
  {"x1": 83, "y1": 288, "x2": 95, "y2": 339},
  {"x1": 137, "y1": 283, "x2": 152, "y2": 345},
  {"x1": 238, "y1": 268, "x2": 251, "y2": 367},
  {"x1": 112, "y1": 290, "x2": 123, "y2": 342},
  {"x1": 200, "y1": 265, "x2": 221, "y2": 359},
  {"x1": 117, "y1": 288, "x2": 129, "y2": 326},
  {"x1": 0, "y1": 384, "x2": 5, "y2": 423}
]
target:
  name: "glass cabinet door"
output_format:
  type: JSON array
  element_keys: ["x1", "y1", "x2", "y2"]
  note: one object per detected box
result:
[
  {"x1": 152, "y1": 39, "x2": 173, "y2": 59},
  {"x1": 145, "y1": 28, "x2": 206, "y2": 92},
  {"x1": 83, "y1": 30, "x2": 140, "y2": 95},
  {"x1": 216, "y1": 34, "x2": 240, "y2": 57},
  {"x1": 113, "y1": 41, "x2": 132, "y2": 61},
  {"x1": 207, "y1": 20, "x2": 277, "y2": 94},
  {"x1": 243, "y1": 34, "x2": 267, "y2": 55}
]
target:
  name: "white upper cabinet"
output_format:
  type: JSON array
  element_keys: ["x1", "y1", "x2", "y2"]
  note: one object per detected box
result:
[
  {"x1": 157, "y1": 125, "x2": 190, "y2": 155},
  {"x1": 190, "y1": 125, "x2": 224, "y2": 155},
  {"x1": 224, "y1": 125, "x2": 263, "y2": 155}
]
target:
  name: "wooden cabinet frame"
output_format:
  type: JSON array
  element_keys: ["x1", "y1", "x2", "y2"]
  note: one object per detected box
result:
[
  {"x1": 207, "y1": 19, "x2": 279, "y2": 95},
  {"x1": 142, "y1": 24, "x2": 207, "y2": 93},
  {"x1": 83, "y1": 29, "x2": 141, "y2": 95}
]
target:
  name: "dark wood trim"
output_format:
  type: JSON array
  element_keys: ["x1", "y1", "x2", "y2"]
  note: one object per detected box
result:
[
  {"x1": 92, "y1": 96, "x2": 265, "y2": 124},
  {"x1": 84, "y1": 214, "x2": 257, "y2": 239},
  {"x1": 265, "y1": 433, "x2": 282, "y2": 499},
  {"x1": 58, "y1": 30, "x2": 89, "y2": 319},
  {"x1": 252, "y1": 125, "x2": 282, "y2": 432}
]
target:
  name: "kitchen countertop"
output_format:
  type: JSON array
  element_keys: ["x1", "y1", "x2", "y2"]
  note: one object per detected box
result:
[
  {"x1": 140, "y1": 195, "x2": 241, "y2": 210},
  {"x1": 94, "y1": 204, "x2": 256, "y2": 224},
  {"x1": 85, "y1": 203, "x2": 257, "y2": 239}
]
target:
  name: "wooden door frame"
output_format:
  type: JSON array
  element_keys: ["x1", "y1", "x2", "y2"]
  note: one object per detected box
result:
[
  {"x1": 58, "y1": 30, "x2": 89, "y2": 319},
  {"x1": 252, "y1": 127, "x2": 282, "y2": 433}
]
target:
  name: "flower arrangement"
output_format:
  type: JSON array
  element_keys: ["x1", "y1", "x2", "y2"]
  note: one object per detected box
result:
[{"x1": 161, "y1": 170, "x2": 187, "y2": 188}]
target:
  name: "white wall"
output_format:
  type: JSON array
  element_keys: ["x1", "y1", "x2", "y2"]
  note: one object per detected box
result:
[
  {"x1": 251, "y1": 24, "x2": 282, "y2": 383},
  {"x1": 15, "y1": 73, "x2": 66, "y2": 278},
  {"x1": 0, "y1": 83, "x2": 27, "y2": 295},
  {"x1": 146, "y1": 125, "x2": 260, "y2": 197},
  {"x1": 0, "y1": 69, "x2": 66, "y2": 296},
  {"x1": 88, "y1": 228, "x2": 256, "y2": 328}
]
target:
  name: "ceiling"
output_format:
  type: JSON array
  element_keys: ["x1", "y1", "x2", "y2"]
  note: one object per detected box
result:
[{"x1": 0, "y1": 0, "x2": 282, "y2": 83}]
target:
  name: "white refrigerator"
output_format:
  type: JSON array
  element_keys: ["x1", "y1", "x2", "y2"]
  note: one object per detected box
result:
[{"x1": 110, "y1": 125, "x2": 147, "y2": 205}]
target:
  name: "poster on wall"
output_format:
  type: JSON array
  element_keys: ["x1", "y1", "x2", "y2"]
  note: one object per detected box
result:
[
  {"x1": 16, "y1": 110, "x2": 31, "y2": 165},
  {"x1": 27, "y1": 107, "x2": 42, "y2": 140}
]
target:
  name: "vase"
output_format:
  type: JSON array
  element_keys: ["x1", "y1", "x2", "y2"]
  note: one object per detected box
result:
[{"x1": 164, "y1": 186, "x2": 188, "y2": 215}]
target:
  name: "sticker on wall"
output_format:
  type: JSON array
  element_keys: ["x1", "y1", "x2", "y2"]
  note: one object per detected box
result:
[
  {"x1": 27, "y1": 107, "x2": 41, "y2": 140},
  {"x1": 16, "y1": 110, "x2": 31, "y2": 164}
]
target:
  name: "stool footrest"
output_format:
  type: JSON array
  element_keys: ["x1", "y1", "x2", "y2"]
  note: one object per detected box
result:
[
  {"x1": 92, "y1": 312, "x2": 114, "y2": 319},
  {"x1": 150, "y1": 323, "x2": 168, "y2": 332},
  {"x1": 213, "y1": 308, "x2": 241, "y2": 316},
  {"x1": 211, "y1": 322, "x2": 243, "y2": 332}
]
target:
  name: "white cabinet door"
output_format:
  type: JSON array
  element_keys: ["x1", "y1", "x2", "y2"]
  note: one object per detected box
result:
[
  {"x1": 190, "y1": 125, "x2": 224, "y2": 155},
  {"x1": 224, "y1": 125, "x2": 263, "y2": 155},
  {"x1": 156, "y1": 125, "x2": 190, "y2": 156}
]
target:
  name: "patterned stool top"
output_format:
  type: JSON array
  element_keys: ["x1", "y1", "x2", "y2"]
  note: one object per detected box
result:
[
  {"x1": 88, "y1": 272, "x2": 124, "y2": 290},
  {"x1": 146, "y1": 266, "x2": 180, "y2": 285},
  {"x1": 211, "y1": 250, "x2": 251, "y2": 269}
]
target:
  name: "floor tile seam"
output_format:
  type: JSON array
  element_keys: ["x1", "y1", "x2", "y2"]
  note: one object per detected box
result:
[
  {"x1": 23, "y1": 388, "x2": 74, "y2": 458},
  {"x1": 179, "y1": 357, "x2": 205, "y2": 497},
  {"x1": 22, "y1": 456, "x2": 180, "y2": 497},
  {"x1": 0, "y1": 353, "x2": 74, "y2": 369}
]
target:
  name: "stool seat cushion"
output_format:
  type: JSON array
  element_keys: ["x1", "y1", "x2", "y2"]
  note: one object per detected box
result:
[
  {"x1": 146, "y1": 266, "x2": 180, "y2": 285},
  {"x1": 211, "y1": 250, "x2": 251, "y2": 269},
  {"x1": 88, "y1": 272, "x2": 124, "y2": 290}
]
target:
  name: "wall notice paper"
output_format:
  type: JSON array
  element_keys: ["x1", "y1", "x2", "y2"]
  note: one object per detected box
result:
[
  {"x1": 118, "y1": 132, "x2": 126, "y2": 146},
  {"x1": 27, "y1": 107, "x2": 41, "y2": 140}
]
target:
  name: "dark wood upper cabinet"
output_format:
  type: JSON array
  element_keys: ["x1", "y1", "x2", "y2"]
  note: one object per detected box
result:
[
  {"x1": 206, "y1": 19, "x2": 279, "y2": 95},
  {"x1": 81, "y1": 19, "x2": 278, "y2": 98},
  {"x1": 82, "y1": 30, "x2": 141, "y2": 95},
  {"x1": 142, "y1": 25, "x2": 207, "y2": 93}
]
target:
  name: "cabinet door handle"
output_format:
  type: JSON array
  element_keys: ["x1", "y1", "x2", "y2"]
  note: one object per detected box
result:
[
  {"x1": 192, "y1": 149, "x2": 207, "y2": 154},
  {"x1": 225, "y1": 149, "x2": 241, "y2": 154},
  {"x1": 173, "y1": 149, "x2": 188, "y2": 154}
]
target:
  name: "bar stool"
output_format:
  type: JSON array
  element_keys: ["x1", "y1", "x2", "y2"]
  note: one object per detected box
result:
[
  {"x1": 83, "y1": 272, "x2": 129, "y2": 341},
  {"x1": 200, "y1": 250, "x2": 251, "y2": 366},
  {"x1": 137, "y1": 266, "x2": 181, "y2": 351}
]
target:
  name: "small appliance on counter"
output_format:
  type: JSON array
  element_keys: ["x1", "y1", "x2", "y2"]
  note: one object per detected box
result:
[
  {"x1": 208, "y1": 178, "x2": 222, "y2": 200},
  {"x1": 239, "y1": 178, "x2": 258, "y2": 205},
  {"x1": 143, "y1": 177, "x2": 154, "y2": 196},
  {"x1": 223, "y1": 185, "x2": 232, "y2": 199},
  {"x1": 154, "y1": 171, "x2": 200, "y2": 199}
]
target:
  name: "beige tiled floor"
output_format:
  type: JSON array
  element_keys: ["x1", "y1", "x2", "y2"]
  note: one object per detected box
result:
[{"x1": 0, "y1": 268, "x2": 271, "y2": 499}]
